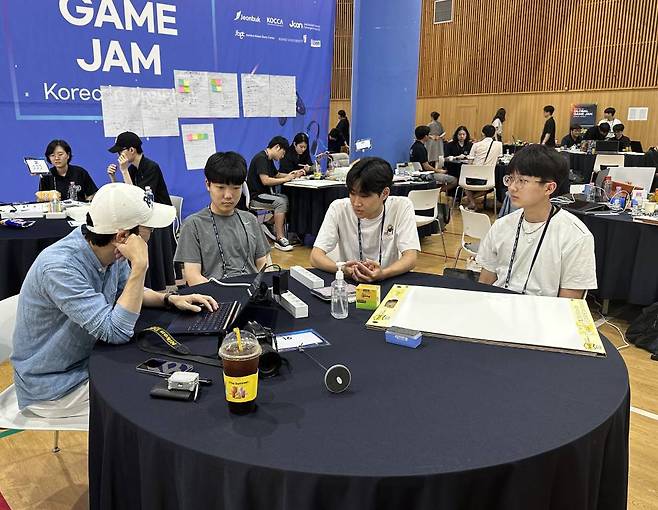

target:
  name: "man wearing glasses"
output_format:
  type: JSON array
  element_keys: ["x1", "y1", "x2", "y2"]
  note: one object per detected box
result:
[{"x1": 476, "y1": 145, "x2": 596, "y2": 298}]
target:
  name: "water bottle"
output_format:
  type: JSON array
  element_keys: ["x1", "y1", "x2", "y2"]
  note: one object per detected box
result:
[
  {"x1": 331, "y1": 262, "x2": 349, "y2": 320},
  {"x1": 68, "y1": 181, "x2": 78, "y2": 202},
  {"x1": 145, "y1": 185, "x2": 154, "y2": 204},
  {"x1": 583, "y1": 183, "x2": 592, "y2": 202},
  {"x1": 610, "y1": 186, "x2": 624, "y2": 211}
]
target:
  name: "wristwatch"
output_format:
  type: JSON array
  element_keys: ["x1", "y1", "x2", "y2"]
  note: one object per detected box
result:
[{"x1": 163, "y1": 291, "x2": 178, "y2": 309}]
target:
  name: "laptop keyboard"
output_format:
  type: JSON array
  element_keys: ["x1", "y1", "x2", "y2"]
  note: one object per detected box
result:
[{"x1": 184, "y1": 305, "x2": 234, "y2": 333}]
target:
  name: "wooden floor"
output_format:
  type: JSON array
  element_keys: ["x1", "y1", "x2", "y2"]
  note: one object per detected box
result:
[{"x1": 0, "y1": 209, "x2": 656, "y2": 509}]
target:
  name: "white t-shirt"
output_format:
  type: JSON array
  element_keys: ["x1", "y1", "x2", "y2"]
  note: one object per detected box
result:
[
  {"x1": 476, "y1": 208, "x2": 597, "y2": 297},
  {"x1": 314, "y1": 196, "x2": 421, "y2": 268},
  {"x1": 492, "y1": 118, "x2": 503, "y2": 138},
  {"x1": 469, "y1": 138, "x2": 503, "y2": 166}
]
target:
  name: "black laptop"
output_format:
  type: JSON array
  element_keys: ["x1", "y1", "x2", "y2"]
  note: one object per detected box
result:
[
  {"x1": 564, "y1": 194, "x2": 611, "y2": 213},
  {"x1": 167, "y1": 300, "x2": 241, "y2": 335},
  {"x1": 630, "y1": 140, "x2": 643, "y2": 153},
  {"x1": 595, "y1": 140, "x2": 620, "y2": 153}
]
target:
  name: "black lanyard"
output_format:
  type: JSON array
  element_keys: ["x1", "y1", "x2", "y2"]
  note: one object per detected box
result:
[
  {"x1": 504, "y1": 205, "x2": 559, "y2": 294},
  {"x1": 208, "y1": 206, "x2": 250, "y2": 277},
  {"x1": 357, "y1": 204, "x2": 385, "y2": 264}
]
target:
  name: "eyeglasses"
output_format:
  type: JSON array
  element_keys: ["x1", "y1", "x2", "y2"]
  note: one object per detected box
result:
[{"x1": 503, "y1": 175, "x2": 548, "y2": 188}]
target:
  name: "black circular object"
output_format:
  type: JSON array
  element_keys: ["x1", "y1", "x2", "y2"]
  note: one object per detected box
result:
[{"x1": 324, "y1": 364, "x2": 351, "y2": 393}]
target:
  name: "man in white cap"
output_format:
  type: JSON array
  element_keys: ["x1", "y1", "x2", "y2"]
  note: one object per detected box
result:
[{"x1": 10, "y1": 183, "x2": 218, "y2": 419}]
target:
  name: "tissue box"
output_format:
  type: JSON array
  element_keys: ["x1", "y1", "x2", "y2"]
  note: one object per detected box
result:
[
  {"x1": 385, "y1": 326, "x2": 422, "y2": 349},
  {"x1": 356, "y1": 284, "x2": 381, "y2": 310}
]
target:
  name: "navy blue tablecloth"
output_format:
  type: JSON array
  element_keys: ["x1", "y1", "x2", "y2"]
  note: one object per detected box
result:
[
  {"x1": 88, "y1": 272, "x2": 629, "y2": 510},
  {"x1": 571, "y1": 211, "x2": 658, "y2": 305}
]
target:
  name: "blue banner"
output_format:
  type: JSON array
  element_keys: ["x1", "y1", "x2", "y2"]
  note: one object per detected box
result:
[{"x1": 0, "y1": 0, "x2": 335, "y2": 216}]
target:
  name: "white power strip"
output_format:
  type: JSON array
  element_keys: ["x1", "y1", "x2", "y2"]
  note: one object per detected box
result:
[
  {"x1": 290, "y1": 266, "x2": 324, "y2": 289},
  {"x1": 275, "y1": 291, "x2": 308, "y2": 319}
]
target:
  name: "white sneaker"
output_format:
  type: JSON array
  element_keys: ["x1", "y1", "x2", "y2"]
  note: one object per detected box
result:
[
  {"x1": 260, "y1": 223, "x2": 276, "y2": 241},
  {"x1": 274, "y1": 238, "x2": 293, "y2": 251}
]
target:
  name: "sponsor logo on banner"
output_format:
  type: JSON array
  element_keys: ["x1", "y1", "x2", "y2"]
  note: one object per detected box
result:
[
  {"x1": 234, "y1": 11, "x2": 261, "y2": 23},
  {"x1": 235, "y1": 30, "x2": 246, "y2": 40},
  {"x1": 303, "y1": 34, "x2": 307, "y2": 43},
  {"x1": 289, "y1": 20, "x2": 303, "y2": 29},
  {"x1": 304, "y1": 23, "x2": 321, "y2": 32},
  {"x1": 267, "y1": 17, "x2": 284, "y2": 26},
  {"x1": 310, "y1": 39, "x2": 321, "y2": 48}
]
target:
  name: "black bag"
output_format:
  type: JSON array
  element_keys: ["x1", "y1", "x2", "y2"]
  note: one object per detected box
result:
[{"x1": 625, "y1": 302, "x2": 658, "y2": 354}]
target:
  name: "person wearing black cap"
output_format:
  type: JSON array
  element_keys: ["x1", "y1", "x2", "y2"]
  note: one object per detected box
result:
[{"x1": 107, "y1": 131, "x2": 172, "y2": 205}]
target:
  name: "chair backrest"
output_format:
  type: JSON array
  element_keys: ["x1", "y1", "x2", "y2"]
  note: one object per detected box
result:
[
  {"x1": 0, "y1": 295, "x2": 19, "y2": 363},
  {"x1": 458, "y1": 165, "x2": 496, "y2": 187},
  {"x1": 608, "y1": 167, "x2": 656, "y2": 193},
  {"x1": 459, "y1": 206, "x2": 492, "y2": 240},
  {"x1": 242, "y1": 182, "x2": 251, "y2": 208},
  {"x1": 170, "y1": 195, "x2": 183, "y2": 236},
  {"x1": 407, "y1": 189, "x2": 440, "y2": 217},
  {"x1": 411, "y1": 161, "x2": 423, "y2": 172},
  {"x1": 594, "y1": 154, "x2": 624, "y2": 173}
]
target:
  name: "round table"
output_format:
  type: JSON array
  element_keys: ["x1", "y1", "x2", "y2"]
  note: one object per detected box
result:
[
  {"x1": 88, "y1": 272, "x2": 629, "y2": 510},
  {"x1": 0, "y1": 219, "x2": 176, "y2": 297},
  {"x1": 571, "y1": 210, "x2": 658, "y2": 306},
  {"x1": 0, "y1": 218, "x2": 73, "y2": 299},
  {"x1": 283, "y1": 180, "x2": 440, "y2": 239}
]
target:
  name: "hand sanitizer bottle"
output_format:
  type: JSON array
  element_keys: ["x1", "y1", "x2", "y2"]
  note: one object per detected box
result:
[{"x1": 331, "y1": 262, "x2": 349, "y2": 319}]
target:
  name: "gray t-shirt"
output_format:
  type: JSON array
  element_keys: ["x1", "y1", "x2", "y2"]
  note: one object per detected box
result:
[{"x1": 174, "y1": 208, "x2": 270, "y2": 280}]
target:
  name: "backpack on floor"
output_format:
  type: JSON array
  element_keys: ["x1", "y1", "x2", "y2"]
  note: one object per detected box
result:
[{"x1": 625, "y1": 302, "x2": 658, "y2": 354}]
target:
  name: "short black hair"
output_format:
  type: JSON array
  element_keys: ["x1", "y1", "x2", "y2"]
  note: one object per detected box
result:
[
  {"x1": 267, "y1": 136, "x2": 290, "y2": 151},
  {"x1": 346, "y1": 157, "x2": 393, "y2": 196},
  {"x1": 430, "y1": 111, "x2": 440, "y2": 120},
  {"x1": 598, "y1": 123, "x2": 611, "y2": 133},
  {"x1": 508, "y1": 144, "x2": 568, "y2": 193},
  {"x1": 81, "y1": 224, "x2": 139, "y2": 247},
  {"x1": 45, "y1": 139, "x2": 73, "y2": 162},
  {"x1": 570, "y1": 124, "x2": 581, "y2": 131},
  {"x1": 204, "y1": 151, "x2": 247, "y2": 185},
  {"x1": 604, "y1": 107, "x2": 616, "y2": 115},
  {"x1": 338, "y1": 109, "x2": 346, "y2": 117},
  {"x1": 415, "y1": 125, "x2": 430, "y2": 139},
  {"x1": 482, "y1": 124, "x2": 496, "y2": 138},
  {"x1": 613, "y1": 123, "x2": 625, "y2": 133},
  {"x1": 543, "y1": 105, "x2": 555, "y2": 115}
]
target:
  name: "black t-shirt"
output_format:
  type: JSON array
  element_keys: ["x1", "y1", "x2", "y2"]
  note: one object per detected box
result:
[
  {"x1": 409, "y1": 140, "x2": 429, "y2": 164},
  {"x1": 541, "y1": 117, "x2": 556, "y2": 147},
  {"x1": 560, "y1": 134, "x2": 583, "y2": 147},
  {"x1": 128, "y1": 156, "x2": 172, "y2": 205},
  {"x1": 38, "y1": 164, "x2": 98, "y2": 200},
  {"x1": 583, "y1": 125, "x2": 606, "y2": 141},
  {"x1": 247, "y1": 151, "x2": 277, "y2": 197},
  {"x1": 445, "y1": 140, "x2": 473, "y2": 157},
  {"x1": 336, "y1": 118, "x2": 350, "y2": 144},
  {"x1": 279, "y1": 147, "x2": 312, "y2": 173},
  {"x1": 615, "y1": 135, "x2": 631, "y2": 151}
]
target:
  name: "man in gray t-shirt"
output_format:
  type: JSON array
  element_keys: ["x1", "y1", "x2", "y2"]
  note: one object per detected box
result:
[{"x1": 174, "y1": 152, "x2": 271, "y2": 285}]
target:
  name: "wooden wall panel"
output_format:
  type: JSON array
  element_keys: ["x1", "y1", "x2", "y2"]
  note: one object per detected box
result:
[{"x1": 331, "y1": 0, "x2": 354, "y2": 100}]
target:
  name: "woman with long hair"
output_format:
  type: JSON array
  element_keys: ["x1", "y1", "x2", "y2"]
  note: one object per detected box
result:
[{"x1": 492, "y1": 108, "x2": 506, "y2": 142}]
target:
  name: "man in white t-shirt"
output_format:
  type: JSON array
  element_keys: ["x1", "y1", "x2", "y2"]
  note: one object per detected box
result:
[
  {"x1": 476, "y1": 144, "x2": 597, "y2": 298},
  {"x1": 310, "y1": 157, "x2": 420, "y2": 282},
  {"x1": 598, "y1": 107, "x2": 622, "y2": 140}
]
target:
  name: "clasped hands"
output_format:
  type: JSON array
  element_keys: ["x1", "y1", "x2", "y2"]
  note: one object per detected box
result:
[{"x1": 343, "y1": 259, "x2": 384, "y2": 283}]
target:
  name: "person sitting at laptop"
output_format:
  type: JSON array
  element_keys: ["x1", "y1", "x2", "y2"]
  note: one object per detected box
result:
[
  {"x1": 310, "y1": 157, "x2": 420, "y2": 283},
  {"x1": 612, "y1": 124, "x2": 631, "y2": 151},
  {"x1": 409, "y1": 125, "x2": 457, "y2": 191},
  {"x1": 560, "y1": 125, "x2": 583, "y2": 148},
  {"x1": 476, "y1": 145, "x2": 596, "y2": 298},
  {"x1": 10, "y1": 183, "x2": 217, "y2": 419},
  {"x1": 175, "y1": 152, "x2": 271, "y2": 286},
  {"x1": 583, "y1": 122, "x2": 610, "y2": 141}
]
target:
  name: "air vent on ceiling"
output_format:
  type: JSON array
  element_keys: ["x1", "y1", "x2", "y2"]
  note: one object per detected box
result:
[{"x1": 434, "y1": 0, "x2": 453, "y2": 24}]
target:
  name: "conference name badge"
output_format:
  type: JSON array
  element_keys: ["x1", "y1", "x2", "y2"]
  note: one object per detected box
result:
[{"x1": 224, "y1": 372, "x2": 258, "y2": 402}]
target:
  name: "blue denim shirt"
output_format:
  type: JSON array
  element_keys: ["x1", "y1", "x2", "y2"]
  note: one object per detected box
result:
[{"x1": 11, "y1": 228, "x2": 138, "y2": 409}]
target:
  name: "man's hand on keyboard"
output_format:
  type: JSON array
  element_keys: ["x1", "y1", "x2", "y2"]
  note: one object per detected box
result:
[{"x1": 169, "y1": 294, "x2": 219, "y2": 313}]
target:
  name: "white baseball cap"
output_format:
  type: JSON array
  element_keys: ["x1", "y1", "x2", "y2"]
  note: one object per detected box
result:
[{"x1": 85, "y1": 183, "x2": 176, "y2": 234}]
